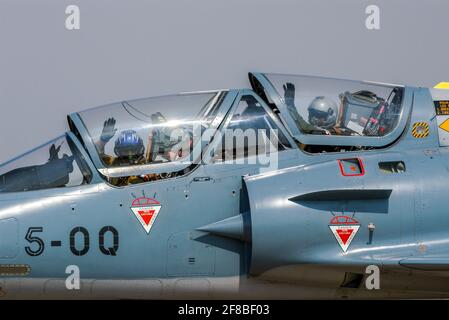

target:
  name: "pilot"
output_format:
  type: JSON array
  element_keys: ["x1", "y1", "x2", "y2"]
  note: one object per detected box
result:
[
  {"x1": 112, "y1": 130, "x2": 146, "y2": 165},
  {"x1": 283, "y1": 82, "x2": 343, "y2": 135},
  {"x1": 96, "y1": 117, "x2": 192, "y2": 186},
  {"x1": 150, "y1": 127, "x2": 193, "y2": 162},
  {"x1": 146, "y1": 114, "x2": 193, "y2": 163},
  {"x1": 96, "y1": 118, "x2": 156, "y2": 186},
  {"x1": 307, "y1": 96, "x2": 339, "y2": 134}
]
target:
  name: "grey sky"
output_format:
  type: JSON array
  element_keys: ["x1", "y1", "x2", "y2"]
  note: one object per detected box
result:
[{"x1": 0, "y1": 0, "x2": 448, "y2": 162}]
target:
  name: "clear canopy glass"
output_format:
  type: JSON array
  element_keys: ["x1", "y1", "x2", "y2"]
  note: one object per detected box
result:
[
  {"x1": 0, "y1": 135, "x2": 92, "y2": 193},
  {"x1": 265, "y1": 74, "x2": 404, "y2": 137},
  {"x1": 78, "y1": 92, "x2": 224, "y2": 170}
]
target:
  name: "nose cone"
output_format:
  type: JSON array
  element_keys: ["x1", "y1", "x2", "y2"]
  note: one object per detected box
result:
[{"x1": 196, "y1": 213, "x2": 251, "y2": 242}]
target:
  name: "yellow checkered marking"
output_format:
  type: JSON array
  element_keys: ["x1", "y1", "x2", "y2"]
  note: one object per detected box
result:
[{"x1": 412, "y1": 122, "x2": 429, "y2": 138}]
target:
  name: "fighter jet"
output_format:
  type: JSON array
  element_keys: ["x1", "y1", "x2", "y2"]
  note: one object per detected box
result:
[{"x1": 1, "y1": 72, "x2": 449, "y2": 299}]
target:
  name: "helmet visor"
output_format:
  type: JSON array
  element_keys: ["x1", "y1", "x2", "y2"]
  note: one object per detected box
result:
[{"x1": 309, "y1": 108, "x2": 329, "y2": 120}]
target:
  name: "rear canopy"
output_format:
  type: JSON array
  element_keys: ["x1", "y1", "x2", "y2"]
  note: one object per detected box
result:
[{"x1": 249, "y1": 72, "x2": 411, "y2": 147}]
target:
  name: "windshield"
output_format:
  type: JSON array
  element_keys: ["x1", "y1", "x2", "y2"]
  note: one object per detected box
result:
[
  {"x1": 78, "y1": 92, "x2": 224, "y2": 171},
  {"x1": 0, "y1": 134, "x2": 92, "y2": 193},
  {"x1": 266, "y1": 74, "x2": 404, "y2": 137}
]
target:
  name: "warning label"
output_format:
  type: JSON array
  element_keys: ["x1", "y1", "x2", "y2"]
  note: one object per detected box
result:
[
  {"x1": 329, "y1": 215, "x2": 360, "y2": 253},
  {"x1": 130, "y1": 197, "x2": 162, "y2": 234},
  {"x1": 434, "y1": 101, "x2": 449, "y2": 115}
]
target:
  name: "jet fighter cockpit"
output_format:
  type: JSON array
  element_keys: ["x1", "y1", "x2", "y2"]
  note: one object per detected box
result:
[
  {"x1": 0, "y1": 72, "x2": 413, "y2": 192},
  {"x1": 249, "y1": 73, "x2": 411, "y2": 152},
  {"x1": 0, "y1": 91, "x2": 227, "y2": 191},
  {"x1": 71, "y1": 91, "x2": 227, "y2": 186}
]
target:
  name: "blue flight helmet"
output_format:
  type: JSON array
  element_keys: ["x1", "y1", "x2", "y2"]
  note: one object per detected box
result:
[{"x1": 114, "y1": 130, "x2": 145, "y2": 158}]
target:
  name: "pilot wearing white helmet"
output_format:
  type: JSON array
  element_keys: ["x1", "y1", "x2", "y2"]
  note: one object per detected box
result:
[
  {"x1": 307, "y1": 96, "x2": 338, "y2": 131},
  {"x1": 283, "y1": 82, "x2": 340, "y2": 135}
]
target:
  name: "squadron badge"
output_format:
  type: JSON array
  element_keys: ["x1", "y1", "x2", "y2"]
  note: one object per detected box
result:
[
  {"x1": 130, "y1": 197, "x2": 162, "y2": 234},
  {"x1": 329, "y1": 215, "x2": 360, "y2": 253}
]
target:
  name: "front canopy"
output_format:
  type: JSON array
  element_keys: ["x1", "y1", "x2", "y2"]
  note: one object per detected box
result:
[{"x1": 73, "y1": 91, "x2": 227, "y2": 180}]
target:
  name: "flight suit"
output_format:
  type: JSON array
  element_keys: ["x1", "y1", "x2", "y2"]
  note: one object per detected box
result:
[{"x1": 101, "y1": 155, "x2": 157, "y2": 187}]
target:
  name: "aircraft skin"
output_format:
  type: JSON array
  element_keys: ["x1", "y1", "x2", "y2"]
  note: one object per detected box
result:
[{"x1": 1, "y1": 72, "x2": 449, "y2": 299}]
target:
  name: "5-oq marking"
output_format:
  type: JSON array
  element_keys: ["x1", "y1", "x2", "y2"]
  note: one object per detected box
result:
[{"x1": 24, "y1": 226, "x2": 119, "y2": 257}]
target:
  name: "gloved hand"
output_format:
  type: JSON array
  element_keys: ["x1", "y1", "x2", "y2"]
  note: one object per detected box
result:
[
  {"x1": 48, "y1": 143, "x2": 62, "y2": 161},
  {"x1": 100, "y1": 117, "x2": 117, "y2": 143},
  {"x1": 283, "y1": 82, "x2": 296, "y2": 107}
]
